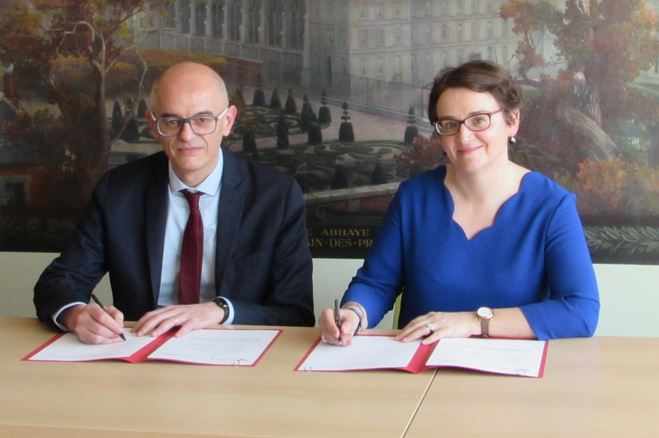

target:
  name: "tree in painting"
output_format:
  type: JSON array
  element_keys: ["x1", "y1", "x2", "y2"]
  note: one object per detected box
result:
[
  {"x1": 501, "y1": 0, "x2": 659, "y2": 261},
  {"x1": 501, "y1": 1, "x2": 658, "y2": 201},
  {"x1": 0, "y1": 0, "x2": 169, "y2": 201}
]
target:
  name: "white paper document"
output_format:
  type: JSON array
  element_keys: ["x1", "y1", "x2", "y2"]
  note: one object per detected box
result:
[
  {"x1": 296, "y1": 335, "x2": 547, "y2": 376},
  {"x1": 426, "y1": 337, "x2": 547, "y2": 377},
  {"x1": 28, "y1": 331, "x2": 155, "y2": 362},
  {"x1": 26, "y1": 328, "x2": 281, "y2": 366},
  {"x1": 148, "y1": 329, "x2": 280, "y2": 365},
  {"x1": 297, "y1": 335, "x2": 422, "y2": 371}
]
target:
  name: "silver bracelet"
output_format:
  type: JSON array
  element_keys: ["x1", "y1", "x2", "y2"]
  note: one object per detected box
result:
[
  {"x1": 342, "y1": 301, "x2": 368, "y2": 327},
  {"x1": 342, "y1": 306, "x2": 363, "y2": 334}
]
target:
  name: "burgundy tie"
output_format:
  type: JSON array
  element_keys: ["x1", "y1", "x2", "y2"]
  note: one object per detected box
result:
[{"x1": 179, "y1": 190, "x2": 203, "y2": 304}]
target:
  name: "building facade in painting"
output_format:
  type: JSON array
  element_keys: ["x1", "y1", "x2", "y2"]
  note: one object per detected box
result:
[
  {"x1": 139, "y1": 0, "x2": 562, "y2": 115},
  {"x1": 308, "y1": 0, "x2": 526, "y2": 86},
  {"x1": 140, "y1": 0, "x2": 308, "y2": 86}
]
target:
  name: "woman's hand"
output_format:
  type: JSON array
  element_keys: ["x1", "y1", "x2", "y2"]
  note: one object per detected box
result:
[
  {"x1": 395, "y1": 311, "x2": 479, "y2": 344},
  {"x1": 319, "y1": 308, "x2": 361, "y2": 346}
]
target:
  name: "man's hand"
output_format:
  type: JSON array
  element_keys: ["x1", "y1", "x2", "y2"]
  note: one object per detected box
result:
[
  {"x1": 132, "y1": 302, "x2": 224, "y2": 338},
  {"x1": 62, "y1": 303, "x2": 125, "y2": 345}
]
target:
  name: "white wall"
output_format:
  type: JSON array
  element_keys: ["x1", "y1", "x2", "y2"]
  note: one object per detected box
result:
[
  {"x1": 0, "y1": 252, "x2": 113, "y2": 318},
  {"x1": 1, "y1": 252, "x2": 656, "y2": 336}
]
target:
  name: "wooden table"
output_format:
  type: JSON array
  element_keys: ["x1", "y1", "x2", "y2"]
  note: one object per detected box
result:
[
  {"x1": 2, "y1": 318, "x2": 658, "y2": 437},
  {"x1": 0, "y1": 318, "x2": 434, "y2": 437},
  {"x1": 406, "y1": 337, "x2": 659, "y2": 437}
]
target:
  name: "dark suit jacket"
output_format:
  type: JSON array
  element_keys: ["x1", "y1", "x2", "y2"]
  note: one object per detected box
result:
[{"x1": 34, "y1": 150, "x2": 314, "y2": 328}]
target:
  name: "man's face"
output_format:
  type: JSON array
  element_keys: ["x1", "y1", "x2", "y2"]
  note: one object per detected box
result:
[{"x1": 148, "y1": 66, "x2": 237, "y2": 187}]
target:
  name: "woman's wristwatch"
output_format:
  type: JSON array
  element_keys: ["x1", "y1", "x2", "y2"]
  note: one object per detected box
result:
[{"x1": 476, "y1": 307, "x2": 494, "y2": 337}]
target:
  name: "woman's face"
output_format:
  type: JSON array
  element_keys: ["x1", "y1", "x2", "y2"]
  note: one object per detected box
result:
[{"x1": 435, "y1": 87, "x2": 519, "y2": 174}]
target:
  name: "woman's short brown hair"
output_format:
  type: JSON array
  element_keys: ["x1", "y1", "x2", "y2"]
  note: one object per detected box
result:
[{"x1": 428, "y1": 60, "x2": 521, "y2": 125}]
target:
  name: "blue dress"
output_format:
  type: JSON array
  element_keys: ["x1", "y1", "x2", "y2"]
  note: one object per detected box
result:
[{"x1": 343, "y1": 166, "x2": 600, "y2": 339}]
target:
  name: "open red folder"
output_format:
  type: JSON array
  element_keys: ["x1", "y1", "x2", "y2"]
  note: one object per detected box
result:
[
  {"x1": 24, "y1": 328, "x2": 281, "y2": 367},
  {"x1": 295, "y1": 334, "x2": 548, "y2": 377}
]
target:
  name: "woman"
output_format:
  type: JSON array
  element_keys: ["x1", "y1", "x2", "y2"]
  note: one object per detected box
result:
[{"x1": 320, "y1": 60, "x2": 599, "y2": 345}]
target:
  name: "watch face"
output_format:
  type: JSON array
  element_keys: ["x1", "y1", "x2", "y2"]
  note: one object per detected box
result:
[{"x1": 477, "y1": 307, "x2": 493, "y2": 319}]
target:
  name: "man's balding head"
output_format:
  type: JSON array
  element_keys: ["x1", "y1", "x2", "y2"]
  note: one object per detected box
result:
[
  {"x1": 149, "y1": 62, "x2": 229, "y2": 114},
  {"x1": 146, "y1": 61, "x2": 237, "y2": 187}
]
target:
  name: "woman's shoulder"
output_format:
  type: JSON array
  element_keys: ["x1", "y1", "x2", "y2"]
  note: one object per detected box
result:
[
  {"x1": 521, "y1": 170, "x2": 575, "y2": 207},
  {"x1": 399, "y1": 165, "x2": 446, "y2": 193}
]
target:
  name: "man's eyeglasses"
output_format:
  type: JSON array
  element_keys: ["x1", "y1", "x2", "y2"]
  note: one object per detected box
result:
[
  {"x1": 433, "y1": 108, "x2": 503, "y2": 136},
  {"x1": 151, "y1": 107, "x2": 229, "y2": 137}
]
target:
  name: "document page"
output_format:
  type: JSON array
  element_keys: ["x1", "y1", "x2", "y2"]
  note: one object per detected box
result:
[
  {"x1": 26, "y1": 332, "x2": 155, "y2": 362},
  {"x1": 297, "y1": 335, "x2": 421, "y2": 372},
  {"x1": 147, "y1": 329, "x2": 280, "y2": 366},
  {"x1": 426, "y1": 338, "x2": 547, "y2": 377}
]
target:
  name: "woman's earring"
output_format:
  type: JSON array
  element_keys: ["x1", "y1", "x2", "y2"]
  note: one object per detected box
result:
[{"x1": 509, "y1": 136, "x2": 517, "y2": 144}]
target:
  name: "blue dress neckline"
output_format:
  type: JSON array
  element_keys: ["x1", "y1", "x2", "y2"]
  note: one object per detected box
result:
[{"x1": 435, "y1": 165, "x2": 535, "y2": 241}]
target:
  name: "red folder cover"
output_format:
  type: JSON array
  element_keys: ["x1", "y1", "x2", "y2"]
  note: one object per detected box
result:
[
  {"x1": 295, "y1": 334, "x2": 548, "y2": 377},
  {"x1": 23, "y1": 327, "x2": 281, "y2": 367}
]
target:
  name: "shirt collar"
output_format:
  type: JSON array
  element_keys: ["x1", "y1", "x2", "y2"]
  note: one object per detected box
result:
[{"x1": 168, "y1": 148, "x2": 224, "y2": 196}]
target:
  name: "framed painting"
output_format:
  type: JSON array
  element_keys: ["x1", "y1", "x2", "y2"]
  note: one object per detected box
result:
[{"x1": 1, "y1": 0, "x2": 657, "y2": 264}]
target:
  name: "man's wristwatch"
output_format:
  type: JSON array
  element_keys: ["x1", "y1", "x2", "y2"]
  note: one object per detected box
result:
[
  {"x1": 212, "y1": 296, "x2": 230, "y2": 324},
  {"x1": 476, "y1": 307, "x2": 494, "y2": 337}
]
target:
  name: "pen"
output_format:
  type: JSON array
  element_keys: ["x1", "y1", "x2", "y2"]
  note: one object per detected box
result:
[
  {"x1": 90, "y1": 293, "x2": 126, "y2": 341},
  {"x1": 334, "y1": 299, "x2": 342, "y2": 341}
]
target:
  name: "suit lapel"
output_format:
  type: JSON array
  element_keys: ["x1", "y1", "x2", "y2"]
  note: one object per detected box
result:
[
  {"x1": 215, "y1": 149, "x2": 245, "y2": 298},
  {"x1": 145, "y1": 153, "x2": 170, "y2": 306}
]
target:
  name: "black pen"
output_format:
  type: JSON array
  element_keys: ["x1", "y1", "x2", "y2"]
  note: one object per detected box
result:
[
  {"x1": 334, "y1": 299, "x2": 342, "y2": 341},
  {"x1": 90, "y1": 293, "x2": 126, "y2": 341}
]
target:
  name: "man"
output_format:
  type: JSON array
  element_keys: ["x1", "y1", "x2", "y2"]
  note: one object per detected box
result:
[{"x1": 34, "y1": 62, "x2": 314, "y2": 344}]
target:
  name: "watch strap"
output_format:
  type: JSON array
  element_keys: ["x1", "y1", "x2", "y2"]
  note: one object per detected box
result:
[
  {"x1": 480, "y1": 317, "x2": 490, "y2": 337},
  {"x1": 212, "y1": 297, "x2": 230, "y2": 325}
]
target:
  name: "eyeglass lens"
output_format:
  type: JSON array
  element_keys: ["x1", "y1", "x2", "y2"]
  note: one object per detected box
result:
[
  {"x1": 436, "y1": 113, "x2": 492, "y2": 136},
  {"x1": 157, "y1": 116, "x2": 218, "y2": 136}
]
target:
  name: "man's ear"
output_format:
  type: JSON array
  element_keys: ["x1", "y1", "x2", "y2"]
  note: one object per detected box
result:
[
  {"x1": 221, "y1": 105, "x2": 238, "y2": 136},
  {"x1": 146, "y1": 110, "x2": 160, "y2": 139}
]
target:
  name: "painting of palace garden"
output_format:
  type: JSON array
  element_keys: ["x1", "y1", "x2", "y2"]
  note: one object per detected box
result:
[{"x1": 0, "y1": 0, "x2": 657, "y2": 264}]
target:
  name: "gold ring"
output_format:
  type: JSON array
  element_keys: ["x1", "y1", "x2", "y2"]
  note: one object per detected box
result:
[{"x1": 426, "y1": 323, "x2": 434, "y2": 334}]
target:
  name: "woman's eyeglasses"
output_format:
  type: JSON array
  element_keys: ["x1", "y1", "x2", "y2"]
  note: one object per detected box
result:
[{"x1": 433, "y1": 108, "x2": 503, "y2": 136}]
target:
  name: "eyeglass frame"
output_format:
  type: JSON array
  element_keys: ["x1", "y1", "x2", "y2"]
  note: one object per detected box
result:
[
  {"x1": 433, "y1": 108, "x2": 504, "y2": 136},
  {"x1": 150, "y1": 107, "x2": 230, "y2": 137}
]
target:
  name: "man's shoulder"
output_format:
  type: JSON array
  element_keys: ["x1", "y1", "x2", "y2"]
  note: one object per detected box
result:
[
  {"x1": 224, "y1": 149, "x2": 296, "y2": 189},
  {"x1": 103, "y1": 152, "x2": 167, "y2": 184},
  {"x1": 109, "y1": 151, "x2": 167, "y2": 174}
]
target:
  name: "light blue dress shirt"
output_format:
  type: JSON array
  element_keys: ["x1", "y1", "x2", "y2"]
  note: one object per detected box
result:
[{"x1": 159, "y1": 149, "x2": 234, "y2": 323}]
